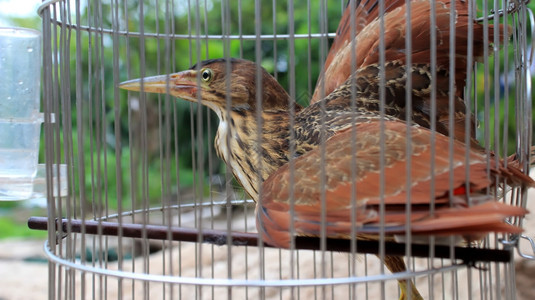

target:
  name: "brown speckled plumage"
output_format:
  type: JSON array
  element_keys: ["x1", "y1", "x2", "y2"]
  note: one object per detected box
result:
[{"x1": 328, "y1": 61, "x2": 480, "y2": 147}]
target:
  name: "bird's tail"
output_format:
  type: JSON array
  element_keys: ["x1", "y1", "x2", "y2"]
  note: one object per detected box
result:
[{"x1": 490, "y1": 145, "x2": 535, "y2": 190}]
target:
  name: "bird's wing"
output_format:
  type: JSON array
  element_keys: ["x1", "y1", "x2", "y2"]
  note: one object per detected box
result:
[
  {"x1": 311, "y1": 0, "x2": 504, "y2": 104},
  {"x1": 256, "y1": 120, "x2": 530, "y2": 248},
  {"x1": 335, "y1": 61, "x2": 479, "y2": 145},
  {"x1": 318, "y1": 0, "x2": 407, "y2": 90}
]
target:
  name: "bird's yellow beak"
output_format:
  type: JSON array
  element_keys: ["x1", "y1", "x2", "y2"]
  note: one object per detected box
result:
[{"x1": 119, "y1": 70, "x2": 200, "y2": 98}]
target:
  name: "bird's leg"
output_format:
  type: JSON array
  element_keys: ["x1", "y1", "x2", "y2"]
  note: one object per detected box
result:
[{"x1": 381, "y1": 255, "x2": 423, "y2": 300}]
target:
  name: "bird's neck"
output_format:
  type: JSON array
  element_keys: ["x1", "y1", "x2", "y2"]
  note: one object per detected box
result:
[{"x1": 214, "y1": 107, "x2": 296, "y2": 200}]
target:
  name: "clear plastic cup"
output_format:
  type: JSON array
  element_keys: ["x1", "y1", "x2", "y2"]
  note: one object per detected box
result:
[{"x1": 0, "y1": 27, "x2": 42, "y2": 200}]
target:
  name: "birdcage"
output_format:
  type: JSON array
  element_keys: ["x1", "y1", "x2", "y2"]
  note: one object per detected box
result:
[{"x1": 30, "y1": 0, "x2": 535, "y2": 299}]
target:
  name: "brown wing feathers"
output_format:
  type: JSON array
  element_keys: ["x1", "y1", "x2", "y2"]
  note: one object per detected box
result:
[
  {"x1": 257, "y1": 121, "x2": 532, "y2": 248},
  {"x1": 312, "y1": 0, "x2": 504, "y2": 104}
]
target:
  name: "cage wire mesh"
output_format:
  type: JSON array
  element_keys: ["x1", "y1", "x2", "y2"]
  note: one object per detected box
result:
[{"x1": 32, "y1": 0, "x2": 535, "y2": 299}]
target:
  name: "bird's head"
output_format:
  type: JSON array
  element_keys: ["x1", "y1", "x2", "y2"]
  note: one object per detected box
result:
[{"x1": 120, "y1": 58, "x2": 295, "y2": 116}]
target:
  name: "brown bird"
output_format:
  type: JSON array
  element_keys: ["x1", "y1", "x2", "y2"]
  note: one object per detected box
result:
[{"x1": 120, "y1": 59, "x2": 533, "y2": 300}]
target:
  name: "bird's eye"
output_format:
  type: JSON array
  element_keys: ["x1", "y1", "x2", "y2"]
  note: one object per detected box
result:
[{"x1": 201, "y1": 68, "x2": 213, "y2": 82}]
